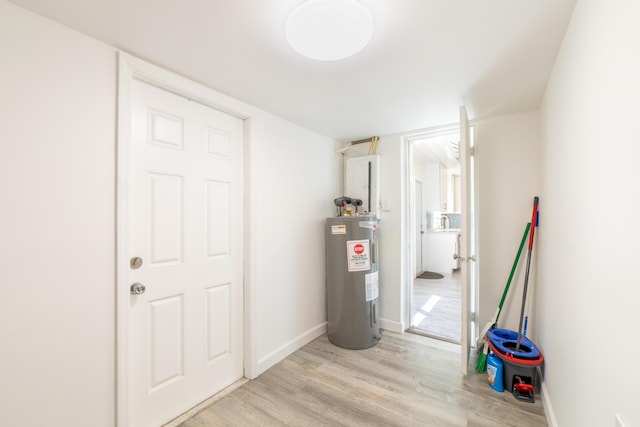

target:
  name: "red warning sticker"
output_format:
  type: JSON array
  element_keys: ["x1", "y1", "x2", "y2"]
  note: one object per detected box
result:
[{"x1": 347, "y1": 239, "x2": 371, "y2": 272}]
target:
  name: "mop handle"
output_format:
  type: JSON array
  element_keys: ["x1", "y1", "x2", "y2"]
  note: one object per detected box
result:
[
  {"x1": 516, "y1": 197, "x2": 538, "y2": 352},
  {"x1": 495, "y1": 222, "x2": 531, "y2": 323}
]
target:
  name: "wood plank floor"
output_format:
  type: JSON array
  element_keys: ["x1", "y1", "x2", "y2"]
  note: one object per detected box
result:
[
  {"x1": 178, "y1": 331, "x2": 547, "y2": 426},
  {"x1": 410, "y1": 272, "x2": 461, "y2": 343}
]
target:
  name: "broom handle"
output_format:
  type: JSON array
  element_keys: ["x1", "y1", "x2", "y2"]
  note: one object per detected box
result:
[
  {"x1": 495, "y1": 222, "x2": 531, "y2": 325},
  {"x1": 516, "y1": 197, "x2": 539, "y2": 352},
  {"x1": 477, "y1": 222, "x2": 531, "y2": 348}
]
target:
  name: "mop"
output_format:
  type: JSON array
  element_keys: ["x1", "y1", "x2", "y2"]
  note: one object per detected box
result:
[{"x1": 475, "y1": 222, "x2": 531, "y2": 373}]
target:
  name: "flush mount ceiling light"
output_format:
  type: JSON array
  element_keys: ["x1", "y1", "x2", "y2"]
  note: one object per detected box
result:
[{"x1": 286, "y1": 0, "x2": 374, "y2": 61}]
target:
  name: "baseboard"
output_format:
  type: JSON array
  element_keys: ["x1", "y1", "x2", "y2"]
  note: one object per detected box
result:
[
  {"x1": 539, "y1": 367, "x2": 558, "y2": 427},
  {"x1": 251, "y1": 318, "x2": 405, "y2": 379},
  {"x1": 380, "y1": 318, "x2": 405, "y2": 333},
  {"x1": 253, "y1": 322, "x2": 327, "y2": 378}
]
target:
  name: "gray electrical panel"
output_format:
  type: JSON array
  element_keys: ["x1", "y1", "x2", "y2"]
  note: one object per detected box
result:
[{"x1": 325, "y1": 215, "x2": 380, "y2": 349}]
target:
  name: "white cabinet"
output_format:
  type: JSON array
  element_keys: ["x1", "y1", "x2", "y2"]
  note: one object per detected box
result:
[{"x1": 425, "y1": 231, "x2": 459, "y2": 274}]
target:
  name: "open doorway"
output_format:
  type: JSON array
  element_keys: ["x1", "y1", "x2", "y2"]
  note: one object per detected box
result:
[{"x1": 407, "y1": 127, "x2": 463, "y2": 344}]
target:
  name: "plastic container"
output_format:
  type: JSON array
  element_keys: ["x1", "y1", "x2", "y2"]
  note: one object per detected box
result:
[
  {"x1": 496, "y1": 349, "x2": 539, "y2": 394},
  {"x1": 486, "y1": 328, "x2": 544, "y2": 402},
  {"x1": 488, "y1": 338, "x2": 543, "y2": 395},
  {"x1": 486, "y1": 352, "x2": 504, "y2": 392},
  {"x1": 487, "y1": 328, "x2": 541, "y2": 360}
]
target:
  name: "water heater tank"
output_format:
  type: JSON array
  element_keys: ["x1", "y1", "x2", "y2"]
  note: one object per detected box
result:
[{"x1": 325, "y1": 215, "x2": 380, "y2": 349}]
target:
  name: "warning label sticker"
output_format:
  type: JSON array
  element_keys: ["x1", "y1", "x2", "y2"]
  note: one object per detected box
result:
[
  {"x1": 358, "y1": 221, "x2": 376, "y2": 230},
  {"x1": 365, "y1": 271, "x2": 379, "y2": 301},
  {"x1": 347, "y1": 239, "x2": 371, "y2": 272},
  {"x1": 331, "y1": 225, "x2": 347, "y2": 235}
]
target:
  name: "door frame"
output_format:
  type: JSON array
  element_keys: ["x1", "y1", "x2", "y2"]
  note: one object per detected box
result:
[
  {"x1": 414, "y1": 179, "x2": 424, "y2": 276},
  {"x1": 402, "y1": 120, "x2": 478, "y2": 373},
  {"x1": 116, "y1": 52, "x2": 257, "y2": 426}
]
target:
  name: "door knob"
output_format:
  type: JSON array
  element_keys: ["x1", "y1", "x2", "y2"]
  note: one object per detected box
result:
[
  {"x1": 453, "y1": 254, "x2": 476, "y2": 262},
  {"x1": 130, "y1": 256, "x2": 143, "y2": 269},
  {"x1": 130, "y1": 282, "x2": 146, "y2": 295}
]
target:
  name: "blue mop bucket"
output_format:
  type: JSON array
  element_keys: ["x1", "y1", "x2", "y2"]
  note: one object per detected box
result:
[{"x1": 487, "y1": 328, "x2": 541, "y2": 360}]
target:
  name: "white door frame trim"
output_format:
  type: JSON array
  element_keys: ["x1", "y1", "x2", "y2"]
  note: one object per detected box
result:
[
  {"x1": 402, "y1": 124, "x2": 460, "y2": 331},
  {"x1": 402, "y1": 120, "x2": 479, "y2": 373},
  {"x1": 414, "y1": 178, "x2": 424, "y2": 276},
  {"x1": 116, "y1": 52, "x2": 258, "y2": 426}
]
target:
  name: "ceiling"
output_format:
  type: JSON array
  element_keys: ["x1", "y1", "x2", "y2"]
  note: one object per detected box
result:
[
  {"x1": 413, "y1": 135, "x2": 460, "y2": 171},
  {"x1": 9, "y1": 0, "x2": 577, "y2": 142}
]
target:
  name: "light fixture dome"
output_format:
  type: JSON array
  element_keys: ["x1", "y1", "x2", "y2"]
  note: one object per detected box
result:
[{"x1": 286, "y1": 0, "x2": 374, "y2": 61}]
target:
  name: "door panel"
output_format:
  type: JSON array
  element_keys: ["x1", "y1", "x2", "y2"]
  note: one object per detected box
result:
[
  {"x1": 148, "y1": 294, "x2": 184, "y2": 390},
  {"x1": 206, "y1": 180, "x2": 230, "y2": 257},
  {"x1": 149, "y1": 172, "x2": 184, "y2": 265},
  {"x1": 148, "y1": 109, "x2": 185, "y2": 149},
  {"x1": 206, "y1": 284, "x2": 231, "y2": 360},
  {"x1": 128, "y1": 78, "x2": 243, "y2": 427},
  {"x1": 207, "y1": 128, "x2": 231, "y2": 158}
]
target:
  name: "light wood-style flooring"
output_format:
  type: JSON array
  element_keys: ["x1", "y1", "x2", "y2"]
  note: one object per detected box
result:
[
  {"x1": 178, "y1": 331, "x2": 547, "y2": 426},
  {"x1": 410, "y1": 272, "x2": 461, "y2": 343}
]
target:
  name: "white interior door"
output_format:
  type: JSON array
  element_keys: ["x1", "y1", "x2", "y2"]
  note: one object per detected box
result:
[
  {"x1": 459, "y1": 106, "x2": 473, "y2": 375},
  {"x1": 127, "y1": 78, "x2": 244, "y2": 426},
  {"x1": 415, "y1": 180, "x2": 424, "y2": 275}
]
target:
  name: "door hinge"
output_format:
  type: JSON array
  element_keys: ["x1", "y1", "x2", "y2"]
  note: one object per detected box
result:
[
  {"x1": 471, "y1": 312, "x2": 477, "y2": 322},
  {"x1": 469, "y1": 146, "x2": 475, "y2": 157}
]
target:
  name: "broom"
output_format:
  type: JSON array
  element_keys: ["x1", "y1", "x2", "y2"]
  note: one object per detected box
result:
[{"x1": 475, "y1": 222, "x2": 531, "y2": 373}]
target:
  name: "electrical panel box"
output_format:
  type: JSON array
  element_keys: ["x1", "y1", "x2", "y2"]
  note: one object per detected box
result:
[{"x1": 345, "y1": 155, "x2": 380, "y2": 218}]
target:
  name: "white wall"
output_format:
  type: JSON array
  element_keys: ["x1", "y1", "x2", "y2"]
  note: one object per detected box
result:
[
  {"x1": 343, "y1": 137, "x2": 406, "y2": 332},
  {"x1": 413, "y1": 157, "x2": 436, "y2": 271},
  {"x1": 0, "y1": 3, "x2": 117, "y2": 425},
  {"x1": 249, "y1": 111, "x2": 339, "y2": 375},
  {"x1": 378, "y1": 135, "x2": 407, "y2": 332},
  {"x1": 474, "y1": 111, "x2": 541, "y2": 337},
  {"x1": 423, "y1": 163, "x2": 441, "y2": 212},
  {"x1": 0, "y1": 1, "x2": 339, "y2": 424},
  {"x1": 538, "y1": 0, "x2": 640, "y2": 426}
]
